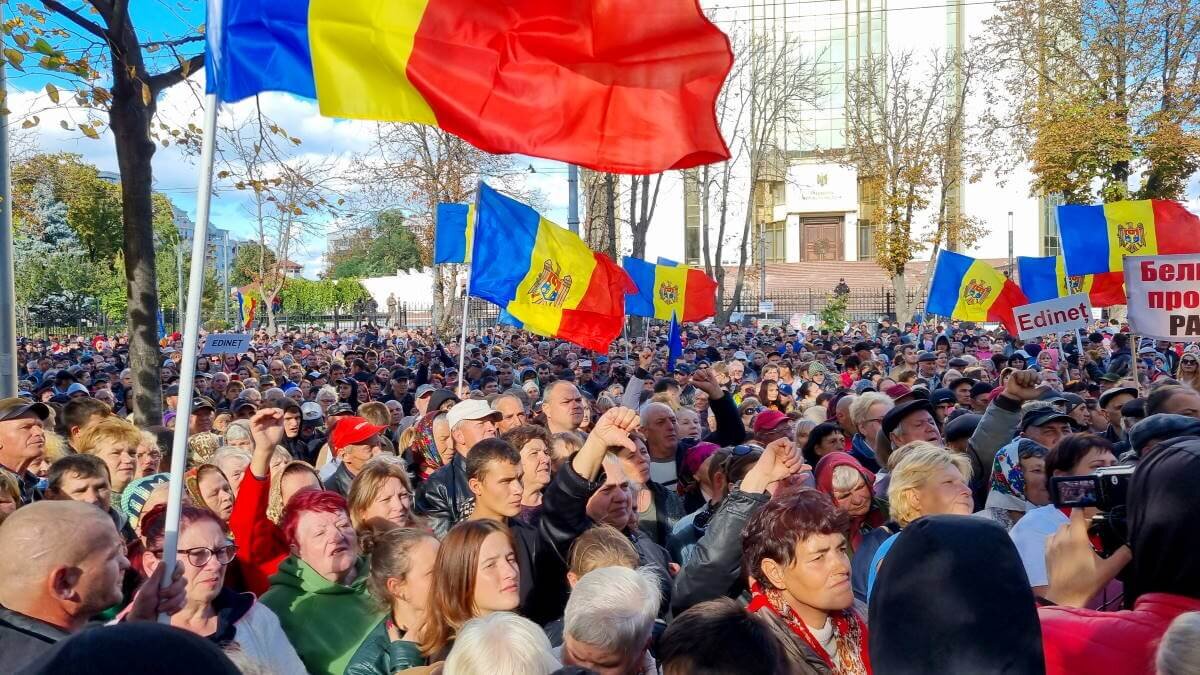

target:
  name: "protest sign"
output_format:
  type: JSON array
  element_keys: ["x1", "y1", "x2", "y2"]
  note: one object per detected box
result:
[
  {"x1": 1012, "y1": 294, "x2": 1091, "y2": 340},
  {"x1": 1124, "y1": 254, "x2": 1200, "y2": 340},
  {"x1": 201, "y1": 333, "x2": 252, "y2": 355}
]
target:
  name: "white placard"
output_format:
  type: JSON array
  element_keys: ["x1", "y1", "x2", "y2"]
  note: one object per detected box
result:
[
  {"x1": 201, "y1": 333, "x2": 252, "y2": 355},
  {"x1": 1124, "y1": 254, "x2": 1200, "y2": 341},
  {"x1": 758, "y1": 301, "x2": 774, "y2": 314},
  {"x1": 1012, "y1": 293, "x2": 1091, "y2": 340}
]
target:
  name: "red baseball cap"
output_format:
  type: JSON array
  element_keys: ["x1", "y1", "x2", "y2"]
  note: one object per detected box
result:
[
  {"x1": 752, "y1": 409, "x2": 791, "y2": 434},
  {"x1": 329, "y1": 416, "x2": 387, "y2": 455}
]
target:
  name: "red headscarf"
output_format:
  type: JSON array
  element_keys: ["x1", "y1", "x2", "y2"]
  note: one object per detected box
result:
[{"x1": 814, "y1": 452, "x2": 886, "y2": 550}]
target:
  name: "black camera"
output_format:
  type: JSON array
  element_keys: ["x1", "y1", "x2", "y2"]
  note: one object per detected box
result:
[{"x1": 1050, "y1": 465, "x2": 1133, "y2": 558}]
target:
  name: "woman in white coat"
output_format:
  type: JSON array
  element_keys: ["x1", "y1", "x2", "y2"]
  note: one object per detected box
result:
[{"x1": 140, "y1": 503, "x2": 306, "y2": 674}]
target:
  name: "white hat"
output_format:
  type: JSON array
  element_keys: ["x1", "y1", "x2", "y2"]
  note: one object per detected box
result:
[
  {"x1": 447, "y1": 399, "x2": 501, "y2": 429},
  {"x1": 733, "y1": 350, "x2": 749, "y2": 361},
  {"x1": 300, "y1": 401, "x2": 323, "y2": 422}
]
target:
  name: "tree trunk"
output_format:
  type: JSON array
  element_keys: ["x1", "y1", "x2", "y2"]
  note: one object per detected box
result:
[
  {"x1": 892, "y1": 271, "x2": 910, "y2": 327},
  {"x1": 110, "y1": 92, "x2": 163, "y2": 426}
]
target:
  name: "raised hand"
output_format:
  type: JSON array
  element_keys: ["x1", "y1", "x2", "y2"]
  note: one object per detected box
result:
[
  {"x1": 742, "y1": 437, "x2": 806, "y2": 494},
  {"x1": 249, "y1": 408, "x2": 285, "y2": 451},
  {"x1": 589, "y1": 406, "x2": 641, "y2": 452},
  {"x1": 1003, "y1": 369, "x2": 1050, "y2": 401}
]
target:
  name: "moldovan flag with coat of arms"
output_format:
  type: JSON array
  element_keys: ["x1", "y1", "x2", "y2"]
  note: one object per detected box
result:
[
  {"x1": 1057, "y1": 199, "x2": 1200, "y2": 275},
  {"x1": 1016, "y1": 255, "x2": 1126, "y2": 307},
  {"x1": 926, "y1": 251, "x2": 1028, "y2": 334},
  {"x1": 623, "y1": 257, "x2": 717, "y2": 322},
  {"x1": 468, "y1": 184, "x2": 634, "y2": 353},
  {"x1": 204, "y1": 0, "x2": 733, "y2": 174}
]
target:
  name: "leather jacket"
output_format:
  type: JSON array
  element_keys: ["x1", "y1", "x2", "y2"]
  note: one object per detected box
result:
[{"x1": 413, "y1": 454, "x2": 474, "y2": 539}]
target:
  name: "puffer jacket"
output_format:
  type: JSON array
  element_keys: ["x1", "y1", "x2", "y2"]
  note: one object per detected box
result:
[
  {"x1": 412, "y1": 453, "x2": 473, "y2": 539},
  {"x1": 1040, "y1": 592, "x2": 1200, "y2": 675}
]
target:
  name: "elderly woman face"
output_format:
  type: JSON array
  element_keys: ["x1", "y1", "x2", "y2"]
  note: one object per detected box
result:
[
  {"x1": 294, "y1": 508, "x2": 358, "y2": 582},
  {"x1": 362, "y1": 476, "x2": 415, "y2": 528},
  {"x1": 913, "y1": 465, "x2": 973, "y2": 518},
  {"x1": 161, "y1": 518, "x2": 234, "y2": 606},
  {"x1": 198, "y1": 469, "x2": 235, "y2": 521}
]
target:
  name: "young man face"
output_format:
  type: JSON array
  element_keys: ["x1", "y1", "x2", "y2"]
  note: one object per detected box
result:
[
  {"x1": 52, "y1": 471, "x2": 113, "y2": 511},
  {"x1": 469, "y1": 459, "x2": 524, "y2": 519}
]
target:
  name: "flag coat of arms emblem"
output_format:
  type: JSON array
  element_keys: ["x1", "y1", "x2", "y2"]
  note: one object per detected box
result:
[{"x1": 530, "y1": 260, "x2": 572, "y2": 308}]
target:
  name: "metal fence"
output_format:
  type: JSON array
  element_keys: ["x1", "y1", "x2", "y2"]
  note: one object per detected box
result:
[{"x1": 22, "y1": 287, "x2": 924, "y2": 337}]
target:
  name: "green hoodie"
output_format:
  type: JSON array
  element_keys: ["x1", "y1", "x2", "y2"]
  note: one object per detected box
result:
[{"x1": 259, "y1": 555, "x2": 384, "y2": 675}]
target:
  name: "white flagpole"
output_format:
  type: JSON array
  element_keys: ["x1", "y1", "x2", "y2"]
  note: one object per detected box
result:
[
  {"x1": 457, "y1": 269, "x2": 470, "y2": 395},
  {"x1": 158, "y1": 90, "x2": 219, "y2": 619}
]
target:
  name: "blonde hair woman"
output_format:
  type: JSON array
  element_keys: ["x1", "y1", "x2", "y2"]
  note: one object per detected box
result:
[
  {"x1": 1175, "y1": 350, "x2": 1200, "y2": 391},
  {"x1": 348, "y1": 455, "x2": 422, "y2": 551},
  {"x1": 76, "y1": 416, "x2": 143, "y2": 494},
  {"x1": 862, "y1": 443, "x2": 975, "y2": 599}
]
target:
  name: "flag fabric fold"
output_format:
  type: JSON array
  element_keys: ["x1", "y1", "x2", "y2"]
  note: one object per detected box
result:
[
  {"x1": 469, "y1": 184, "x2": 633, "y2": 352},
  {"x1": 1058, "y1": 199, "x2": 1200, "y2": 276},
  {"x1": 206, "y1": 0, "x2": 734, "y2": 174},
  {"x1": 1016, "y1": 255, "x2": 1126, "y2": 307},
  {"x1": 236, "y1": 285, "x2": 259, "y2": 330},
  {"x1": 926, "y1": 251, "x2": 1028, "y2": 334},
  {"x1": 667, "y1": 313, "x2": 683, "y2": 372},
  {"x1": 434, "y1": 203, "x2": 475, "y2": 264},
  {"x1": 623, "y1": 257, "x2": 717, "y2": 323}
]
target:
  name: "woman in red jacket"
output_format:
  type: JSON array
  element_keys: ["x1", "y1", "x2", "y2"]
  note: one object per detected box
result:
[{"x1": 1038, "y1": 438, "x2": 1200, "y2": 675}]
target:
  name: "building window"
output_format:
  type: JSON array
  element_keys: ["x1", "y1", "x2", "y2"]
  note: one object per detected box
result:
[
  {"x1": 763, "y1": 220, "x2": 786, "y2": 263},
  {"x1": 857, "y1": 220, "x2": 876, "y2": 260},
  {"x1": 683, "y1": 170, "x2": 702, "y2": 266}
]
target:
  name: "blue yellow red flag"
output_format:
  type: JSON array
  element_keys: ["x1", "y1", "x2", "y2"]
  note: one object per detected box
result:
[
  {"x1": 469, "y1": 184, "x2": 634, "y2": 352},
  {"x1": 1016, "y1": 255, "x2": 1126, "y2": 307},
  {"x1": 623, "y1": 257, "x2": 717, "y2": 323},
  {"x1": 1058, "y1": 199, "x2": 1200, "y2": 275},
  {"x1": 205, "y1": 0, "x2": 733, "y2": 174},
  {"x1": 926, "y1": 251, "x2": 1028, "y2": 334},
  {"x1": 434, "y1": 203, "x2": 475, "y2": 264},
  {"x1": 236, "y1": 286, "x2": 259, "y2": 330}
]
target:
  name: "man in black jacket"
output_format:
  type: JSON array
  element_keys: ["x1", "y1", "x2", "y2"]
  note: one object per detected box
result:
[
  {"x1": 414, "y1": 399, "x2": 502, "y2": 537},
  {"x1": 0, "y1": 501, "x2": 186, "y2": 672}
]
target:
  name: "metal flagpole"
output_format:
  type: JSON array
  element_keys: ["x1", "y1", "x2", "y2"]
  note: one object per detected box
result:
[
  {"x1": 457, "y1": 270, "x2": 470, "y2": 396},
  {"x1": 158, "y1": 90, "x2": 219, "y2": 618},
  {"x1": 1129, "y1": 333, "x2": 1140, "y2": 392},
  {"x1": 0, "y1": 3, "x2": 18, "y2": 397}
]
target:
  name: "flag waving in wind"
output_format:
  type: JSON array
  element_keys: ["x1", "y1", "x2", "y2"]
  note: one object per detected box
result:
[
  {"x1": 1016, "y1": 255, "x2": 1126, "y2": 307},
  {"x1": 434, "y1": 203, "x2": 475, "y2": 264},
  {"x1": 469, "y1": 184, "x2": 633, "y2": 352},
  {"x1": 926, "y1": 251, "x2": 1027, "y2": 334},
  {"x1": 205, "y1": 0, "x2": 733, "y2": 174},
  {"x1": 1058, "y1": 199, "x2": 1200, "y2": 275},
  {"x1": 623, "y1": 257, "x2": 717, "y2": 322}
]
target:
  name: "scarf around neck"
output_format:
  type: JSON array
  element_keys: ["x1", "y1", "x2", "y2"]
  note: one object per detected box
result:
[{"x1": 747, "y1": 580, "x2": 871, "y2": 675}]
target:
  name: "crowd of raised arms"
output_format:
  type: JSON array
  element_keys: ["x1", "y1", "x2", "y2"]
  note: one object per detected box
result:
[{"x1": 1, "y1": 317, "x2": 1200, "y2": 675}]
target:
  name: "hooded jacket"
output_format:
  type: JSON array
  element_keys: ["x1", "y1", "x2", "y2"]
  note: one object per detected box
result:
[
  {"x1": 869, "y1": 515, "x2": 1045, "y2": 674},
  {"x1": 259, "y1": 556, "x2": 383, "y2": 675},
  {"x1": 1039, "y1": 438, "x2": 1200, "y2": 675},
  {"x1": 814, "y1": 452, "x2": 888, "y2": 554}
]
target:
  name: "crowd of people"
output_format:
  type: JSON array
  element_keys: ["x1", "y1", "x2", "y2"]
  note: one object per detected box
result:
[{"x1": 1, "y1": 318, "x2": 1199, "y2": 674}]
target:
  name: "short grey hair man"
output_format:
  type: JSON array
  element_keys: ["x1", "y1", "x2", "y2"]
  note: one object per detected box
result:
[
  {"x1": 561, "y1": 566, "x2": 662, "y2": 673},
  {"x1": 445, "y1": 611, "x2": 561, "y2": 675}
]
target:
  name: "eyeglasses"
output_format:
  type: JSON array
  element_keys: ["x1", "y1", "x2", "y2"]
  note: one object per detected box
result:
[{"x1": 154, "y1": 544, "x2": 238, "y2": 567}]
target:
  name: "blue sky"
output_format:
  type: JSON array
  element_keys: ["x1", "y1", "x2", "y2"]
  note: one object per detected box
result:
[{"x1": 7, "y1": 0, "x2": 570, "y2": 277}]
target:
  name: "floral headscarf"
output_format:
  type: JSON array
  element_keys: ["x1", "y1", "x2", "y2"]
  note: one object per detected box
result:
[
  {"x1": 985, "y1": 438, "x2": 1047, "y2": 527},
  {"x1": 410, "y1": 411, "x2": 443, "y2": 481}
]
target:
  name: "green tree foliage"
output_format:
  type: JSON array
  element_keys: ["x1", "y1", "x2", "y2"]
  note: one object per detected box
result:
[
  {"x1": 278, "y1": 278, "x2": 372, "y2": 315},
  {"x1": 329, "y1": 210, "x2": 423, "y2": 279},
  {"x1": 819, "y1": 293, "x2": 850, "y2": 332}
]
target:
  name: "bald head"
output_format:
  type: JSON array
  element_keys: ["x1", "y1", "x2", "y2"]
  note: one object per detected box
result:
[
  {"x1": 835, "y1": 394, "x2": 858, "y2": 435},
  {"x1": 0, "y1": 501, "x2": 125, "y2": 630},
  {"x1": 0, "y1": 501, "x2": 113, "y2": 583},
  {"x1": 543, "y1": 380, "x2": 584, "y2": 433}
]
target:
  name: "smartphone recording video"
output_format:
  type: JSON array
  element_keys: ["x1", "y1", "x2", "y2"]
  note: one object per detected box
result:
[{"x1": 1050, "y1": 475, "x2": 1100, "y2": 508}]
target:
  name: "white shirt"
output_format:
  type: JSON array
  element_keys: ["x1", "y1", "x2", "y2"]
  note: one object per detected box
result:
[
  {"x1": 650, "y1": 459, "x2": 677, "y2": 487},
  {"x1": 1009, "y1": 504, "x2": 1069, "y2": 587}
]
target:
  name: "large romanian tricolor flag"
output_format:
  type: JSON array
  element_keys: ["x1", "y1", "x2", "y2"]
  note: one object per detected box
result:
[
  {"x1": 1058, "y1": 199, "x2": 1200, "y2": 276},
  {"x1": 469, "y1": 184, "x2": 634, "y2": 352},
  {"x1": 927, "y1": 251, "x2": 1028, "y2": 334},
  {"x1": 434, "y1": 203, "x2": 475, "y2": 265},
  {"x1": 1016, "y1": 255, "x2": 1126, "y2": 307},
  {"x1": 623, "y1": 257, "x2": 717, "y2": 322},
  {"x1": 205, "y1": 0, "x2": 733, "y2": 174}
]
